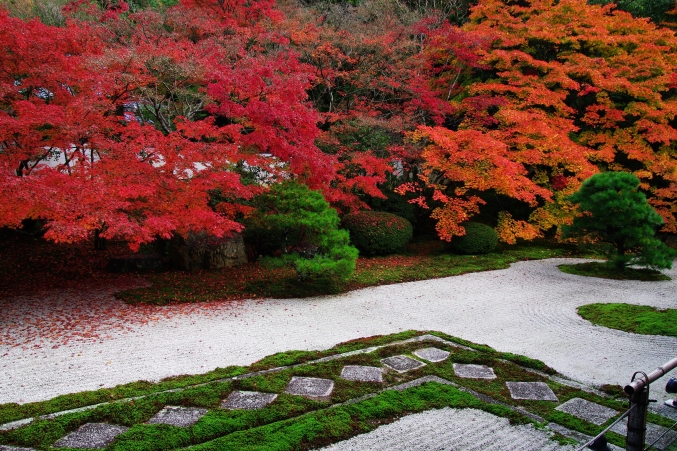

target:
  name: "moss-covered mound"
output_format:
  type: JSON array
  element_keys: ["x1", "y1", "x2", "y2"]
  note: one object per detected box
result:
[
  {"x1": 342, "y1": 211, "x2": 413, "y2": 256},
  {"x1": 450, "y1": 222, "x2": 498, "y2": 255}
]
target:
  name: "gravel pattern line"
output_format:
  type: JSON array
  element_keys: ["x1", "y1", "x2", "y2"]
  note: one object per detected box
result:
[{"x1": 1, "y1": 258, "x2": 676, "y2": 404}]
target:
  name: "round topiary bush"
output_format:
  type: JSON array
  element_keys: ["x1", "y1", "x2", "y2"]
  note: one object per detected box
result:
[
  {"x1": 342, "y1": 211, "x2": 413, "y2": 256},
  {"x1": 450, "y1": 222, "x2": 498, "y2": 255}
]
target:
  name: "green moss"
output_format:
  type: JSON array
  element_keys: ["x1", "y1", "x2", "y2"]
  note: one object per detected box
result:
[
  {"x1": 449, "y1": 222, "x2": 498, "y2": 255},
  {"x1": 578, "y1": 303, "x2": 677, "y2": 338},
  {"x1": 559, "y1": 262, "x2": 671, "y2": 281},
  {"x1": 186, "y1": 383, "x2": 531, "y2": 451},
  {"x1": 0, "y1": 366, "x2": 247, "y2": 425},
  {"x1": 117, "y1": 240, "x2": 587, "y2": 304},
  {"x1": 1, "y1": 331, "x2": 654, "y2": 451}
]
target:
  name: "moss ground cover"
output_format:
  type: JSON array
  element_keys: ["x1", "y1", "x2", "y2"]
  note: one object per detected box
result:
[
  {"x1": 578, "y1": 304, "x2": 677, "y2": 338},
  {"x1": 117, "y1": 241, "x2": 582, "y2": 304},
  {"x1": 1, "y1": 330, "x2": 662, "y2": 451},
  {"x1": 558, "y1": 262, "x2": 671, "y2": 281},
  {"x1": 0, "y1": 228, "x2": 588, "y2": 304}
]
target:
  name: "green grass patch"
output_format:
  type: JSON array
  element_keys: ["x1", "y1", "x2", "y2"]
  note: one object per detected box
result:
[
  {"x1": 3, "y1": 330, "x2": 662, "y2": 451},
  {"x1": 558, "y1": 262, "x2": 671, "y2": 281},
  {"x1": 186, "y1": 383, "x2": 528, "y2": 451},
  {"x1": 578, "y1": 303, "x2": 677, "y2": 338},
  {"x1": 0, "y1": 366, "x2": 247, "y2": 426}
]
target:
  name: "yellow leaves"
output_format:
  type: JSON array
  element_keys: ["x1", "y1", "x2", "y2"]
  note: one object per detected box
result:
[
  {"x1": 496, "y1": 211, "x2": 540, "y2": 244},
  {"x1": 430, "y1": 196, "x2": 484, "y2": 242}
]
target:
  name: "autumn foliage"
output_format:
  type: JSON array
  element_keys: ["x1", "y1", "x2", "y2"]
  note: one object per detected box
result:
[
  {"x1": 2, "y1": 0, "x2": 677, "y2": 251},
  {"x1": 0, "y1": 3, "x2": 339, "y2": 249}
]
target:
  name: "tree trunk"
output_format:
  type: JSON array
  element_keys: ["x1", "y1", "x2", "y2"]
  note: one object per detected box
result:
[{"x1": 94, "y1": 229, "x2": 107, "y2": 250}]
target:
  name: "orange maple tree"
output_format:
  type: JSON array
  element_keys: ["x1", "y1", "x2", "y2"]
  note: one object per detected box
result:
[{"x1": 411, "y1": 0, "x2": 677, "y2": 242}]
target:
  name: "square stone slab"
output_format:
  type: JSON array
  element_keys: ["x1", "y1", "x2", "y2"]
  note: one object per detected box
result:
[
  {"x1": 146, "y1": 406, "x2": 208, "y2": 427},
  {"x1": 413, "y1": 347, "x2": 450, "y2": 363},
  {"x1": 221, "y1": 391, "x2": 278, "y2": 410},
  {"x1": 555, "y1": 398, "x2": 618, "y2": 425},
  {"x1": 340, "y1": 365, "x2": 383, "y2": 383},
  {"x1": 381, "y1": 355, "x2": 426, "y2": 373},
  {"x1": 53, "y1": 423, "x2": 129, "y2": 449},
  {"x1": 610, "y1": 421, "x2": 677, "y2": 450},
  {"x1": 506, "y1": 382, "x2": 558, "y2": 402},
  {"x1": 285, "y1": 377, "x2": 334, "y2": 399},
  {"x1": 453, "y1": 363, "x2": 496, "y2": 379}
]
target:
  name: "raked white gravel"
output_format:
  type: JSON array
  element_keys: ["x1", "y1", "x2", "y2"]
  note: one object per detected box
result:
[
  {"x1": 315, "y1": 408, "x2": 576, "y2": 451},
  {"x1": 1, "y1": 258, "x2": 676, "y2": 405}
]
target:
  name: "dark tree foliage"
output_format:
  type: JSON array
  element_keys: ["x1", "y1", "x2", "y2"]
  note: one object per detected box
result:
[
  {"x1": 588, "y1": 0, "x2": 674, "y2": 24},
  {"x1": 244, "y1": 181, "x2": 359, "y2": 290},
  {"x1": 564, "y1": 172, "x2": 677, "y2": 270}
]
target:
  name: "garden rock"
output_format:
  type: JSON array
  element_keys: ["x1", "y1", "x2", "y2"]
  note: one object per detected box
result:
[
  {"x1": 340, "y1": 365, "x2": 383, "y2": 383},
  {"x1": 221, "y1": 391, "x2": 278, "y2": 410},
  {"x1": 453, "y1": 363, "x2": 496, "y2": 379},
  {"x1": 169, "y1": 232, "x2": 247, "y2": 271},
  {"x1": 146, "y1": 406, "x2": 208, "y2": 427},
  {"x1": 381, "y1": 355, "x2": 426, "y2": 373},
  {"x1": 413, "y1": 347, "x2": 450, "y2": 362},
  {"x1": 555, "y1": 398, "x2": 617, "y2": 425},
  {"x1": 506, "y1": 382, "x2": 558, "y2": 401},
  {"x1": 53, "y1": 423, "x2": 129, "y2": 449},
  {"x1": 285, "y1": 377, "x2": 334, "y2": 399}
]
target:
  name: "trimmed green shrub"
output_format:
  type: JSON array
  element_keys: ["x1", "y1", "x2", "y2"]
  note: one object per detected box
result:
[
  {"x1": 244, "y1": 181, "x2": 358, "y2": 293},
  {"x1": 564, "y1": 172, "x2": 677, "y2": 270},
  {"x1": 449, "y1": 222, "x2": 498, "y2": 255},
  {"x1": 342, "y1": 211, "x2": 413, "y2": 256}
]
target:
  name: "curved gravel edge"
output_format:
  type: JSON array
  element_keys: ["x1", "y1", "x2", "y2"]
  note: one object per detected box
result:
[{"x1": 1, "y1": 258, "x2": 676, "y2": 405}]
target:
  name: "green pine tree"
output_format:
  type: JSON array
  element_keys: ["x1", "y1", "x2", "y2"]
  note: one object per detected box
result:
[{"x1": 564, "y1": 172, "x2": 677, "y2": 270}]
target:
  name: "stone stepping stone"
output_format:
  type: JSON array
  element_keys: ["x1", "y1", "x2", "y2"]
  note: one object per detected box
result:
[
  {"x1": 285, "y1": 376, "x2": 334, "y2": 399},
  {"x1": 340, "y1": 365, "x2": 383, "y2": 383},
  {"x1": 0, "y1": 446, "x2": 37, "y2": 451},
  {"x1": 413, "y1": 347, "x2": 450, "y2": 362},
  {"x1": 53, "y1": 423, "x2": 129, "y2": 449},
  {"x1": 453, "y1": 363, "x2": 496, "y2": 379},
  {"x1": 146, "y1": 406, "x2": 208, "y2": 427},
  {"x1": 506, "y1": 382, "x2": 558, "y2": 402},
  {"x1": 610, "y1": 420, "x2": 677, "y2": 450},
  {"x1": 381, "y1": 355, "x2": 426, "y2": 373},
  {"x1": 221, "y1": 391, "x2": 278, "y2": 410},
  {"x1": 555, "y1": 398, "x2": 618, "y2": 425}
]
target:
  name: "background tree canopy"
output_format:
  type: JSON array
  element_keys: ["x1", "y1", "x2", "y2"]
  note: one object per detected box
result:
[{"x1": 1, "y1": 0, "x2": 677, "y2": 249}]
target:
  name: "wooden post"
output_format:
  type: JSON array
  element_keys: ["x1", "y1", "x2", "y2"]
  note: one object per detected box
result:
[{"x1": 626, "y1": 386, "x2": 649, "y2": 451}]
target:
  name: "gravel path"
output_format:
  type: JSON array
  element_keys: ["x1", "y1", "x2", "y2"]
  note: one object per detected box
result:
[
  {"x1": 316, "y1": 408, "x2": 576, "y2": 451},
  {"x1": 1, "y1": 258, "x2": 676, "y2": 405}
]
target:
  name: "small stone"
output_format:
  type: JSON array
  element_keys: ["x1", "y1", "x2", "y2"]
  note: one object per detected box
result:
[
  {"x1": 0, "y1": 446, "x2": 37, "y2": 451},
  {"x1": 610, "y1": 421, "x2": 677, "y2": 450},
  {"x1": 506, "y1": 382, "x2": 558, "y2": 402},
  {"x1": 53, "y1": 423, "x2": 129, "y2": 449},
  {"x1": 221, "y1": 391, "x2": 278, "y2": 410},
  {"x1": 453, "y1": 363, "x2": 496, "y2": 379},
  {"x1": 413, "y1": 347, "x2": 450, "y2": 363},
  {"x1": 146, "y1": 406, "x2": 208, "y2": 427},
  {"x1": 340, "y1": 365, "x2": 383, "y2": 383},
  {"x1": 381, "y1": 355, "x2": 426, "y2": 373},
  {"x1": 555, "y1": 398, "x2": 617, "y2": 425},
  {"x1": 285, "y1": 377, "x2": 334, "y2": 399}
]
